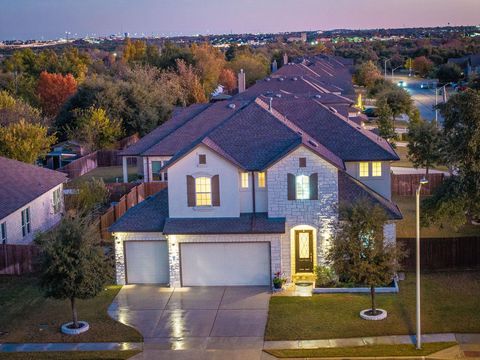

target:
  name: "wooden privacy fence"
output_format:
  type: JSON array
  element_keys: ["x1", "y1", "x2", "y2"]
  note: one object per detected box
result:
[
  {"x1": 391, "y1": 173, "x2": 445, "y2": 196},
  {"x1": 100, "y1": 182, "x2": 167, "y2": 240},
  {"x1": 398, "y1": 237, "x2": 480, "y2": 271},
  {"x1": 0, "y1": 244, "x2": 41, "y2": 275}
]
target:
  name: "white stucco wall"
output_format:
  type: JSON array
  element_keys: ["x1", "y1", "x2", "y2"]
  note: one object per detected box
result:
[
  {"x1": 267, "y1": 146, "x2": 339, "y2": 279},
  {"x1": 239, "y1": 172, "x2": 268, "y2": 213},
  {"x1": 167, "y1": 145, "x2": 241, "y2": 218},
  {"x1": 345, "y1": 161, "x2": 391, "y2": 200},
  {"x1": 113, "y1": 232, "x2": 166, "y2": 285},
  {"x1": 0, "y1": 184, "x2": 64, "y2": 245}
]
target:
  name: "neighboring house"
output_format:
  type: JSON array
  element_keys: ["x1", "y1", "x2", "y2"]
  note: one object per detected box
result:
[
  {"x1": 111, "y1": 57, "x2": 402, "y2": 287},
  {"x1": 448, "y1": 54, "x2": 480, "y2": 78},
  {"x1": 0, "y1": 156, "x2": 67, "y2": 244}
]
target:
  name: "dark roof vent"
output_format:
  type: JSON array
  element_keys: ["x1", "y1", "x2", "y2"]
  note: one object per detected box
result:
[
  {"x1": 297, "y1": 131, "x2": 303, "y2": 136},
  {"x1": 329, "y1": 107, "x2": 338, "y2": 113},
  {"x1": 308, "y1": 140, "x2": 318, "y2": 147},
  {"x1": 228, "y1": 103, "x2": 236, "y2": 109}
]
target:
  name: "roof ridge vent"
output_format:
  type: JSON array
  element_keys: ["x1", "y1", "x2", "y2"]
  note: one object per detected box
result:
[
  {"x1": 228, "y1": 103, "x2": 236, "y2": 109},
  {"x1": 308, "y1": 139, "x2": 318, "y2": 147}
]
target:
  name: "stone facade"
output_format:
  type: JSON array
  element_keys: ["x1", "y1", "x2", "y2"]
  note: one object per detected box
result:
[{"x1": 267, "y1": 147, "x2": 338, "y2": 280}]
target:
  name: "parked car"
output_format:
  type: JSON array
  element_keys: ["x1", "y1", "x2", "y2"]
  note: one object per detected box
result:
[
  {"x1": 363, "y1": 106, "x2": 378, "y2": 118},
  {"x1": 397, "y1": 80, "x2": 407, "y2": 88}
]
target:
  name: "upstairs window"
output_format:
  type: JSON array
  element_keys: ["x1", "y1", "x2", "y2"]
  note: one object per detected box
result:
[
  {"x1": 1, "y1": 222, "x2": 6, "y2": 244},
  {"x1": 195, "y1": 177, "x2": 212, "y2": 206},
  {"x1": 21, "y1": 208, "x2": 31, "y2": 237},
  {"x1": 295, "y1": 175, "x2": 310, "y2": 200},
  {"x1": 372, "y1": 162, "x2": 382, "y2": 177},
  {"x1": 152, "y1": 161, "x2": 162, "y2": 181},
  {"x1": 198, "y1": 154, "x2": 206, "y2": 165},
  {"x1": 258, "y1": 172, "x2": 266, "y2": 188},
  {"x1": 241, "y1": 172, "x2": 249, "y2": 189},
  {"x1": 299, "y1": 157, "x2": 307, "y2": 168},
  {"x1": 359, "y1": 162, "x2": 369, "y2": 177},
  {"x1": 52, "y1": 188, "x2": 62, "y2": 214}
]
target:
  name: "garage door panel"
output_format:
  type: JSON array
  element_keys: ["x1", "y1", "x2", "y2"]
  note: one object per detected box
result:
[
  {"x1": 125, "y1": 241, "x2": 169, "y2": 284},
  {"x1": 180, "y1": 242, "x2": 270, "y2": 286}
]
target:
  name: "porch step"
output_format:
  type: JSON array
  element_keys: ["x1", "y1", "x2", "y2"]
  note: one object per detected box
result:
[{"x1": 292, "y1": 273, "x2": 316, "y2": 285}]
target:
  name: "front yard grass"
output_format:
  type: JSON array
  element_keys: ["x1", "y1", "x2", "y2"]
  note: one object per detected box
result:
[
  {"x1": 394, "y1": 195, "x2": 480, "y2": 238},
  {"x1": 265, "y1": 342, "x2": 456, "y2": 358},
  {"x1": 265, "y1": 271, "x2": 480, "y2": 341},
  {"x1": 68, "y1": 166, "x2": 138, "y2": 186},
  {"x1": 0, "y1": 276, "x2": 142, "y2": 343},
  {"x1": 0, "y1": 351, "x2": 140, "y2": 360}
]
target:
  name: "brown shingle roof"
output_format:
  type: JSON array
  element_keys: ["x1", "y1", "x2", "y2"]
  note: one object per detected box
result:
[{"x1": 0, "y1": 157, "x2": 67, "y2": 219}]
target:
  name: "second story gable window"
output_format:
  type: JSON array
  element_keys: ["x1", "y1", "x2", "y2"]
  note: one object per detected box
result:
[
  {"x1": 21, "y1": 207, "x2": 31, "y2": 237},
  {"x1": 359, "y1": 162, "x2": 369, "y2": 177},
  {"x1": 258, "y1": 172, "x2": 266, "y2": 188},
  {"x1": 295, "y1": 175, "x2": 310, "y2": 200},
  {"x1": 1, "y1": 222, "x2": 6, "y2": 244},
  {"x1": 372, "y1": 162, "x2": 382, "y2": 177},
  {"x1": 195, "y1": 177, "x2": 212, "y2": 206},
  {"x1": 288, "y1": 173, "x2": 318, "y2": 200},
  {"x1": 241, "y1": 172, "x2": 249, "y2": 189},
  {"x1": 198, "y1": 154, "x2": 206, "y2": 165}
]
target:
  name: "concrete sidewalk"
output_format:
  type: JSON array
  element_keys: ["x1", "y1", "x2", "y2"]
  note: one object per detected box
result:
[{"x1": 0, "y1": 342, "x2": 142, "y2": 352}]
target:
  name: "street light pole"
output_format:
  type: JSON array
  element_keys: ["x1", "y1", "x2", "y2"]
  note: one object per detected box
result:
[
  {"x1": 416, "y1": 178, "x2": 428, "y2": 350},
  {"x1": 392, "y1": 65, "x2": 402, "y2": 79},
  {"x1": 384, "y1": 59, "x2": 390, "y2": 79}
]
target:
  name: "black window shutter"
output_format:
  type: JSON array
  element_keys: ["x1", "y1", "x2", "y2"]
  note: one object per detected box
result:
[
  {"x1": 212, "y1": 175, "x2": 220, "y2": 206},
  {"x1": 187, "y1": 175, "x2": 196, "y2": 207},
  {"x1": 287, "y1": 173, "x2": 296, "y2": 200},
  {"x1": 309, "y1": 173, "x2": 318, "y2": 200}
]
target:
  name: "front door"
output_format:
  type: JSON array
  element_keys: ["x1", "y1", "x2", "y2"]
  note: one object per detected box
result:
[{"x1": 295, "y1": 230, "x2": 313, "y2": 273}]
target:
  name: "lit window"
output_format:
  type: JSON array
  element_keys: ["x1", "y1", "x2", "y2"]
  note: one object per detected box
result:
[
  {"x1": 152, "y1": 161, "x2": 162, "y2": 181},
  {"x1": 241, "y1": 172, "x2": 249, "y2": 188},
  {"x1": 258, "y1": 172, "x2": 266, "y2": 188},
  {"x1": 195, "y1": 177, "x2": 212, "y2": 206},
  {"x1": 1, "y1": 222, "x2": 6, "y2": 244},
  {"x1": 296, "y1": 175, "x2": 310, "y2": 200},
  {"x1": 21, "y1": 208, "x2": 31, "y2": 237},
  {"x1": 359, "y1": 162, "x2": 369, "y2": 177},
  {"x1": 372, "y1": 162, "x2": 382, "y2": 177},
  {"x1": 52, "y1": 188, "x2": 62, "y2": 214}
]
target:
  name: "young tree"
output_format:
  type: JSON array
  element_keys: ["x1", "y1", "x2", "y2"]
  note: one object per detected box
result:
[
  {"x1": 70, "y1": 178, "x2": 109, "y2": 218},
  {"x1": 436, "y1": 63, "x2": 463, "y2": 84},
  {"x1": 0, "y1": 119, "x2": 56, "y2": 163},
  {"x1": 218, "y1": 68, "x2": 237, "y2": 93},
  {"x1": 354, "y1": 61, "x2": 383, "y2": 89},
  {"x1": 176, "y1": 59, "x2": 207, "y2": 105},
  {"x1": 327, "y1": 201, "x2": 404, "y2": 316},
  {"x1": 412, "y1": 56, "x2": 434, "y2": 77},
  {"x1": 37, "y1": 71, "x2": 77, "y2": 117},
  {"x1": 376, "y1": 100, "x2": 396, "y2": 143},
  {"x1": 69, "y1": 107, "x2": 123, "y2": 152},
  {"x1": 36, "y1": 218, "x2": 109, "y2": 329},
  {"x1": 407, "y1": 118, "x2": 442, "y2": 176}
]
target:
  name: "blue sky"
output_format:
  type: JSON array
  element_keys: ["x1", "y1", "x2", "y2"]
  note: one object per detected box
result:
[{"x1": 1, "y1": 0, "x2": 479, "y2": 40}]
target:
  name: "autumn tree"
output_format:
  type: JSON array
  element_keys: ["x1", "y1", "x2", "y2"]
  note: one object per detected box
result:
[
  {"x1": 122, "y1": 38, "x2": 147, "y2": 64},
  {"x1": 0, "y1": 90, "x2": 43, "y2": 126},
  {"x1": 176, "y1": 59, "x2": 207, "y2": 105},
  {"x1": 191, "y1": 43, "x2": 226, "y2": 95},
  {"x1": 228, "y1": 52, "x2": 270, "y2": 87},
  {"x1": 218, "y1": 68, "x2": 237, "y2": 93},
  {"x1": 412, "y1": 56, "x2": 434, "y2": 77},
  {"x1": 37, "y1": 71, "x2": 77, "y2": 117},
  {"x1": 0, "y1": 119, "x2": 56, "y2": 163},
  {"x1": 354, "y1": 61, "x2": 383, "y2": 89},
  {"x1": 69, "y1": 107, "x2": 123, "y2": 152}
]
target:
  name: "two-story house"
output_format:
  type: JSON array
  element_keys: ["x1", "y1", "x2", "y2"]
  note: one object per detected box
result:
[
  {"x1": 0, "y1": 156, "x2": 67, "y2": 244},
  {"x1": 110, "y1": 94, "x2": 401, "y2": 287}
]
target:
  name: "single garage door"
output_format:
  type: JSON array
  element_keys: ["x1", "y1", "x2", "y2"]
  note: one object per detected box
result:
[
  {"x1": 180, "y1": 242, "x2": 270, "y2": 286},
  {"x1": 125, "y1": 241, "x2": 169, "y2": 284}
]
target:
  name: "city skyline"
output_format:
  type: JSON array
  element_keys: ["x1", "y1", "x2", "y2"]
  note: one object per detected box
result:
[{"x1": 1, "y1": 0, "x2": 479, "y2": 40}]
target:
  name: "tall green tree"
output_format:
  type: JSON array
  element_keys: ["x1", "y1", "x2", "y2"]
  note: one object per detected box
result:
[
  {"x1": 327, "y1": 201, "x2": 404, "y2": 315},
  {"x1": 354, "y1": 61, "x2": 383, "y2": 89},
  {"x1": 407, "y1": 118, "x2": 442, "y2": 175},
  {"x1": 436, "y1": 63, "x2": 463, "y2": 84},
  {"x1": 36, "y1": 218, "x2": 110, "y2": 329}
]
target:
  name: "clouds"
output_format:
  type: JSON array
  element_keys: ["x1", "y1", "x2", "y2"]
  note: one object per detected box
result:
[{"x1": 0, "y1": 0, "x2": 478, "y2": 40}]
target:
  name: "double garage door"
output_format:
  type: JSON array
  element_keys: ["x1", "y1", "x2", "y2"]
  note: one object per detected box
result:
[{"x1": 124, "y1": 240, "x2": 270, "y2": 286}]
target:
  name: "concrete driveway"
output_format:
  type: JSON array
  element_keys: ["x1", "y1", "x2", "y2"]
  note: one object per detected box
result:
[{"x1": 108, "y1": 285, "x2": 271, "y2": 359}]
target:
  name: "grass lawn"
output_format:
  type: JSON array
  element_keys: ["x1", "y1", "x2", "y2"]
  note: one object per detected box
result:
[
  {"x1": 0, "y1": 351, "x2": 141, "y2": 360},
  {"x1": 68, "y1": 166, "x2": 138, "y2": 186},
  {"x1": 265, "y1": 271, "x2": 480, "y2": 341},
  {"x1": 265, "y1": 342, "x2": 456, "y2": 358},
  {"x1": 393, "y1": 146, "x2": 448, "y2": 171},
  {"x1": 0, "y1": 276, "x2": 142, "y2": 343},
  {"x1": 394, "y1": 195, "x2": 480, "y2": 238}
]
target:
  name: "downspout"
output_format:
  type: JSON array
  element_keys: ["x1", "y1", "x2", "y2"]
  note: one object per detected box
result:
[{"x1": 251, "y1": 171, "x2": 256, "y2": 231}]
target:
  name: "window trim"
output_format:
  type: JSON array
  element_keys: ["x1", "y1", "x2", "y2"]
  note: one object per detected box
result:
[
  {"x1": 295, "y1": 175, "x2": 310, "y2": 200},
  {"x1": 195, "y1": 176, "x2": 212, "y2": 207},
  {"x1": 21, "y1": 207, "x2": 31, "y2": 237}
]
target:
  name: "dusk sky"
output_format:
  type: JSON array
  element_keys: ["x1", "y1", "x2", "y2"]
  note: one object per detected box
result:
[{"x1": 1, "y1": 0, "x2": 479, "y2": 40}]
